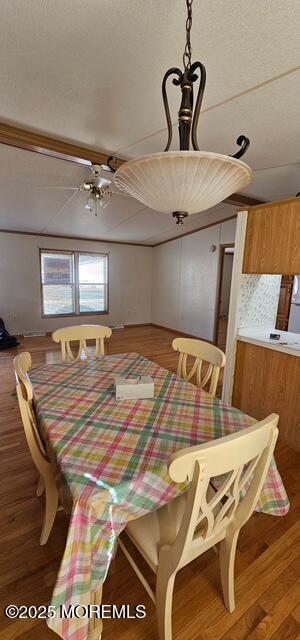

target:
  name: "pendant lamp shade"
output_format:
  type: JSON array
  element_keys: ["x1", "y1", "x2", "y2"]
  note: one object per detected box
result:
[
  {"x1": 114, "y1": 151, "x2": 253, "y2": 215},
  {"x1": 111, "y1": 2, "x2": 254, "y2": 225}
]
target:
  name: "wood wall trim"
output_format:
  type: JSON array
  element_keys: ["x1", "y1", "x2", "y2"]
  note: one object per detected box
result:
[
  {"x1": 225, "y1": 193, "x2": 265, "y2": 207},
  {"x1": 16, "y1": 323, "x2": 153, "y2": 338},
  {"x1": 152, "y1": 214, "x2": 238, "y2": 247},
  {"x1": 0, "y1": 122, "x2": 265, "y2": 204},
  {"x1": 239, "y1": 195, "x2": 300, "y2": 212},
  {"x1": 213, "y1": 243, "x2": 235, "y2": 345},
  {"x1": 0, "y1": 214, "x2": 239, "y2": 249},
  {"x1": 0, "y1": 228, "x2": 152, "y2": 248},
  {"x1": 151, "y1": 323, "x2": 214, "y2": 344},
  {"x1": 0, "y1": 123, "x2": 266, "y2": 250},
  {"x1": 0, "y1": 121, "x2": 126, "y2": 168},
  {"x1": 14, "y1": 322, "x2": 215, "y2": 344},
  {"x1": 151, "y1": 194, "x2": 265, "y2": 248},
  {"x1": 124, "y1": 323, "x2": 152, "y2": 329}
]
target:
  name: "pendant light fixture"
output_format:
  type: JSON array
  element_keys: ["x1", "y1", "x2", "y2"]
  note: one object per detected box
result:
[{"x1": 114, "y1": 0, "x2": 253, "y2": 224}]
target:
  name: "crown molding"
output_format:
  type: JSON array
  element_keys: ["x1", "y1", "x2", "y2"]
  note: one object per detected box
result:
[
  {"x1": 0, "y1": 228, "x2": 151, "y2": 248},
  {"x1": 239, "y1": 195, "x2": 300, "y2": 211},
  {"x1": 224, "y1": 192, "x2": 266, "y2": 207},
  {"x1": 152, "y1": 214, "x2": 238, "y2": 246}
]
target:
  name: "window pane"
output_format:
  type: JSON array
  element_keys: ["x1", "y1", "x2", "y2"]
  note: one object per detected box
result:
[
  {"x1": 79, "y1": 284, "x2": 106, "y2": 312},
  {"x1": 79, "y1": 254, "x2": 106, "y2": 284},
  {"x1": 41, "y1": 252, "x2": 73, "y2": 284},
  {"x1": 42, "y1": 285, "x2": 74, "y2": 315}
]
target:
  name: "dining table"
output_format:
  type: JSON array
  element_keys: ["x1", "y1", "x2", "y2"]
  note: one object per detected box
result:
[{"x1": 30, "y1": 352, "x2": 290, "y2": 640}]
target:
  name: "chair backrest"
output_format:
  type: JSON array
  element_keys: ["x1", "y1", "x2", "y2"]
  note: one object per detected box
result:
[
  {"x1": 172, "y1": 337, "x2": 226, "y2": 397},
  {"x1": 13, "y1": 353, "x2": 49, "y2": 474},
  {"x1": 166, "y1": 414, "x2": 279, "y2": 570},
  {"x1": 52, "y1": 324, "x2": 112, "y2": 362},
  {"x1": 13, "y1": 351, "x2": 33, "y2": 400}
]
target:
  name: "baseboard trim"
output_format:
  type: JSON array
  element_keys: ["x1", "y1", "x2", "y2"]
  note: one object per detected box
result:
[
  {"x1": 17, "y1": 323, "x2": 215, "y2": 345},
  {"x1": 151, "y1": 323, "x2": 215, "y2": 344},
  {"x1": 16, "y1": 322, "x2": 152, "y2": 338},
  {"x1": 124, "y1": 323, "x2": 152, "y2": 328}
]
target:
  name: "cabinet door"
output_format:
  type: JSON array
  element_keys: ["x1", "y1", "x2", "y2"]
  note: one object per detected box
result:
[
  {"x1": 232, "y1": 341, "x2": 300, "y2": 451},
  {"x1": 243, "y1": 199, "x2": 300, "y2": 274}
]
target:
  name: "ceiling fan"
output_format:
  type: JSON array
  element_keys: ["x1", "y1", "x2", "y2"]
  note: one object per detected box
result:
[{"x1": 33, "y1": 161, "x2": 130, "y2": 216}]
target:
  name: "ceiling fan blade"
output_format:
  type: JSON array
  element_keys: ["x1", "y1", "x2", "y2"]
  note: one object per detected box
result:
[
  {"x1": 33, "y1": 186, "x2": 78, "y2": 190},
  {"x1": 254, "y1": 161, "x2": 300, "y2": 172},
  {"x1": 41, "y1": 187, "x2": 82, "y2": 232}
]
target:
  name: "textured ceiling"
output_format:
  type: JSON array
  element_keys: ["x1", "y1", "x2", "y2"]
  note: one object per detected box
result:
[
  {"x1": 0, "y1": 0, "x2": 299, "y2": 242},
  {"x1": 0, "y1": 144, "x2": 235, "y2": 244}
]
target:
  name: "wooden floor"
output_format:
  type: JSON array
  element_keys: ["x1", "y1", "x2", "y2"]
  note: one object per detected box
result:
[{"x1": 0, "y1": 325, "x2": 299, "y2": 640}]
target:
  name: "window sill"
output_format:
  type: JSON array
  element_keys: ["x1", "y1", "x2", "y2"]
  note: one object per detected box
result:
[{"x1": 41, "y1": 311, "x2": 109, "y2": 319}]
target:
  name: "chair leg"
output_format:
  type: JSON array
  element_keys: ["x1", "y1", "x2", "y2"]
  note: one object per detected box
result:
[
  {"x1": 88, "y1": 586, "x2": 103, "y2": 640},
  {"x1": 155, "y1": 568, "x2": 176, "y2": 640},
  {"x1": 219, "y1": 528, "x2": 239, "y2": 613},
  {"x1": 36, "y1": 475, "x2": 45, "y2": 497},
  {"x1": 40, "y1": 478, "x2": 58, "y2": 546}
]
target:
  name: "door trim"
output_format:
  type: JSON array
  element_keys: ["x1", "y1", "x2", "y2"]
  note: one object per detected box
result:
[{"x1": 214, "y1": 243, "x2": 235, "y2": 346}]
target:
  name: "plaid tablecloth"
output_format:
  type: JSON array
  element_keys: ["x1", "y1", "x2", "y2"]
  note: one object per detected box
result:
[{"x1": 30, "y1": 353, "x2": 289, "y2": 640}]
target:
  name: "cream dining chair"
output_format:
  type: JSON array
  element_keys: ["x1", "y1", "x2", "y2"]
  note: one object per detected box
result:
[
  {"x1": 13, "y1": 352, "x2": 59, "y2": 545},
  {"x1": 119, "y1": 414, "x2": 279, "y2": 640},
  {"x1": 172, "y1": 337, "x2": 226, "y2": 397},
  {"x1": 52, "y1": 324, "x2": 112, "y2": 363}
]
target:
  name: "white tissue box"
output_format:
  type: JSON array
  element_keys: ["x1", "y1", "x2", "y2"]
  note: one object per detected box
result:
[{"x1": 114, "y1": 375, "x2": 154, "y2": 400}]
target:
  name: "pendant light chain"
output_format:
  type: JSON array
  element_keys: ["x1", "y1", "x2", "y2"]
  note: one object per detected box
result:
[{"x1": 183, "y1": 0, "x2": 193, "y2": 70}]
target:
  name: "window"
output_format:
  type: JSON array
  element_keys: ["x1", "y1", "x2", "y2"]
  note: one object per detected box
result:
[{"x1": 40, "y1": 250, "x2": 108, "y2": 316}]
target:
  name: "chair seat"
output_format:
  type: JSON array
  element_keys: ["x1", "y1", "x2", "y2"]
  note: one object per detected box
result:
[{"x1": 125, "y1": 485, "x2": 217, "y2": 569}]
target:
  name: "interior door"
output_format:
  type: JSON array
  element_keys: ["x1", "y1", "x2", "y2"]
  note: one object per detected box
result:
[
  {"x1": 214, "y1": 245, "x2": 234, "y2": 350},
  {"x1": 275, "y1": 275, "x2": 294, "y2": 331}
]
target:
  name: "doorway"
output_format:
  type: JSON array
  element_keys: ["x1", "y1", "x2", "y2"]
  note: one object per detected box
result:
[{"x1": 214, "y1": 244, "x2": 235, "y2": 351}]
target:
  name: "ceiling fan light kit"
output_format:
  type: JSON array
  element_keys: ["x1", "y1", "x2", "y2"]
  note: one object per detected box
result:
[
  {"x1": 85, "y1": 185, "x2": 112, "y2": 215},
  {"x1": 82, "y1": 171, "x2": 113, "y2": 215},
  {"x1": 114, "y1": 0, "x2": 253, "y2": 224}
]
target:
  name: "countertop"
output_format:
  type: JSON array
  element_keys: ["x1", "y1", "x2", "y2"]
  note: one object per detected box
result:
[{"x1": 237, "y1": 327, "x2": 300, "y2": 357}]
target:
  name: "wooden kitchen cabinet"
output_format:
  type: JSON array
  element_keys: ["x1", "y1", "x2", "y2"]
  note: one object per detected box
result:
[
  {"x1": 232, "y1": 340, "x2": 300, "y2": 451},
  {"x1": 242, "y1": 198, "x2": 300, "y2": 274}
]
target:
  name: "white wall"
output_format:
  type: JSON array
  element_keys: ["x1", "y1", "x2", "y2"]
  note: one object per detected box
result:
[
  {"x1": 151, "y1": 218, "x2": 237, "y2": 341},
  {"x1": 0, "y1": 219, "x2": 237, "y2": 338},
  {"x1": 0, "y1": 232, "x2": 152, "y2": 334}
]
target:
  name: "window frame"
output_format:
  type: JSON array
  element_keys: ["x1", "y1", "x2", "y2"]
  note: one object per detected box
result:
[{"x1": 39, "y1": 249, "x2": 109, "y2": 318}]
